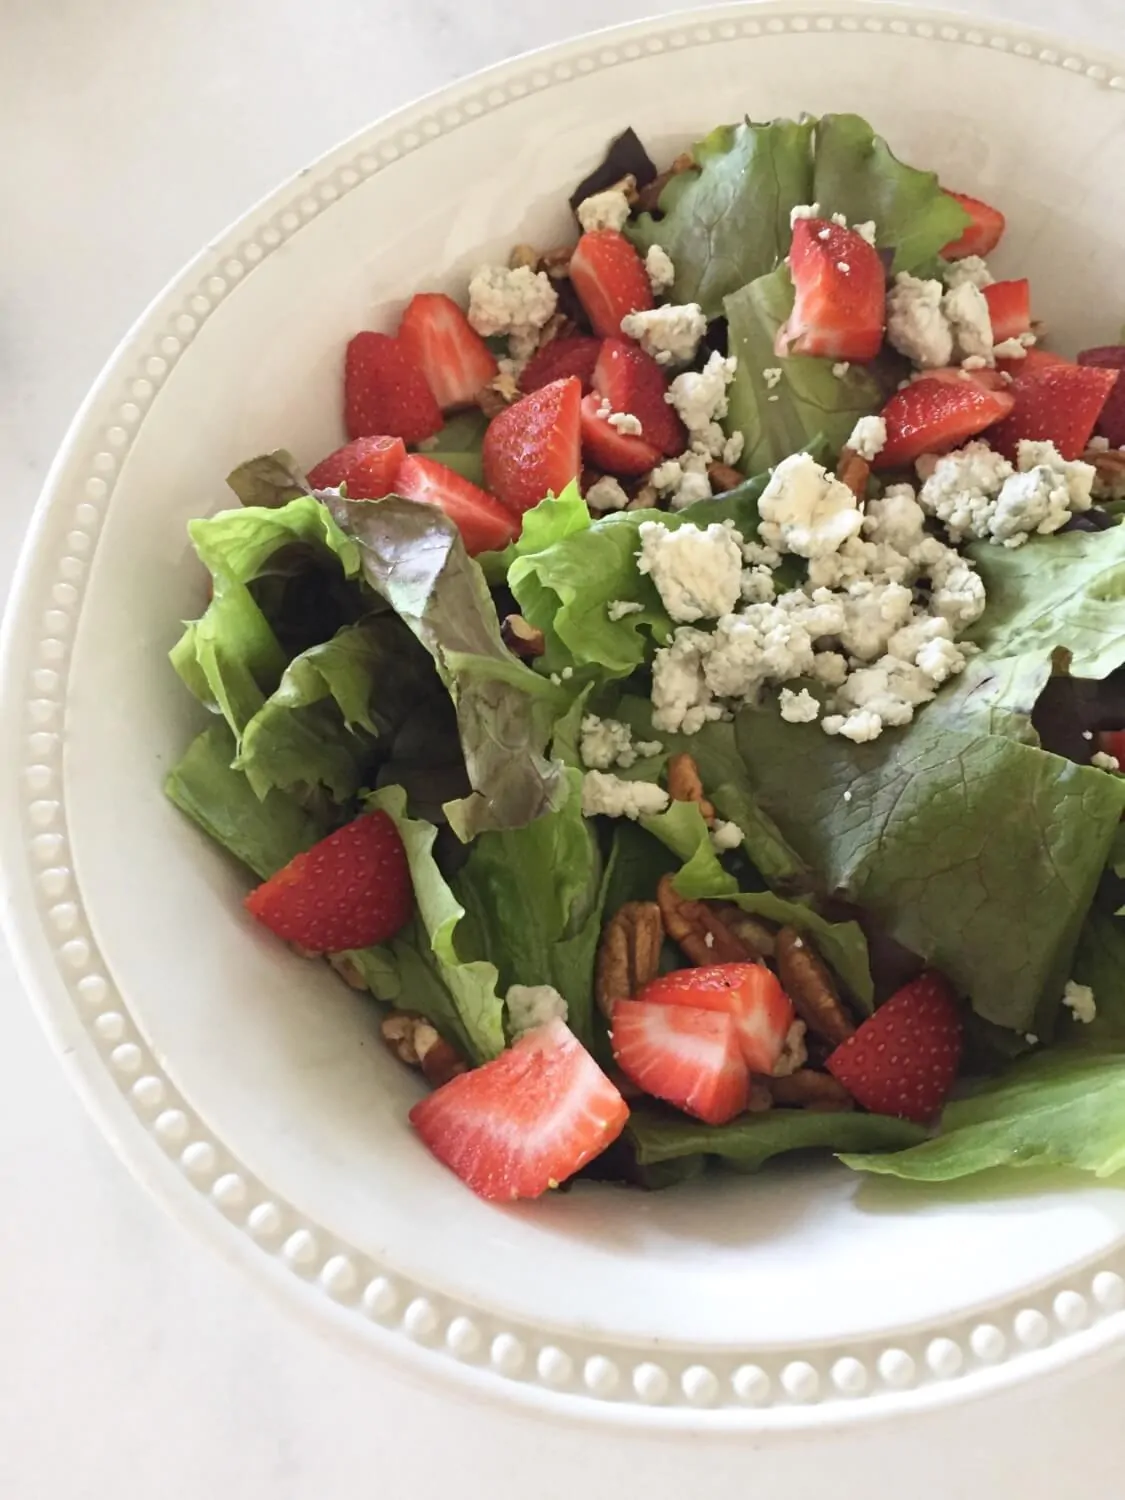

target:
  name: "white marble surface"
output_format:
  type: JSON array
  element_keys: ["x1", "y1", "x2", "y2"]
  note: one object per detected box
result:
[{"x1": 4, "y1": 1, "x2": 1125, "y2": 1494}]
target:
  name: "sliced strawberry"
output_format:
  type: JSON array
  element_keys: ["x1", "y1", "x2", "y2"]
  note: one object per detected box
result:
[
  {"x1": 941, "y1": 191, "x2": 1006, "y2": 260},
  {"x1": 570, "y1": 230, "x2": 653, "y2": 340},
  {"x1": 482, "y1": 377, "x2": 582, "y2": 515},
  {"x1": 519, "y1": 336, "x2": 602, "y2": 396},
  {"x1": 922, "y1": 365, "x2": 1011, "y2": 393},
  {"x1": 637, "y1": 963, "x2": 794, "y2": 1076},
  {"x1": 409, "y1": 1018, "x2": 628, "y2": 1200},
  {"x1": 579, "y1": 392, "x2": 663, "y2": 476},
  {"x1": 995, "y1": 346, "x2": 1070, "y2": 378},
  {"x1": 245, "y1": 810, "x2": 413, "y2": 953},
  {"x1": 1078, "y1": 347, "x2": 1125, "y2": 447},
  {"x1": 393, "y1": 455, "x2": 518, "y2": 555},
  {"x1": 777, "y1": 220, "x2": 885, "y2": 362},
  {"x1": 611, "y1": 999, "x2": 749, "y2": 1126},
  {"x1": 826, "y1": 971, "x2": 962, "y2": 1123},
  {"x1": 306, "y1": 435, "x2": 406, "y2": 498},
  {"x1": 982, "y1": 279, "x2": 1030, "y2": 344},
  {"x1": 874, "y1": 376, "x2": 1015, "y2": 469},
  {"x1": 987, "y1": 363, "x2": 1119, "y2": 461},
  {"x1": 397, "y1": 293, "x2": 498, "y2": 411},
  {"x1": 592, "y1": 337, "x2": 686, "y2": 457},
  {"x1": 344, "y1": 331, "x2": 443, "y2": 444}
]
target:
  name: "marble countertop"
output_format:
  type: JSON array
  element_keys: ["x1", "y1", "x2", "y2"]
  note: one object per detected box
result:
[{"x1": 4, "y1": 1, "x2": 1125, "y2": 1493}]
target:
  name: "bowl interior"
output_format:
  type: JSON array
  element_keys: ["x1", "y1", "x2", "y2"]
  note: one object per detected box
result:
[{"x1": 58, "y1": 12, "x2": 1125, "y2": 1355}]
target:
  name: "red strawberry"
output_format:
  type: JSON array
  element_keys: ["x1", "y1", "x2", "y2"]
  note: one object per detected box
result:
[
  {"x1": 392, "y1": 455, "x2": 518, "y2": 555},
  {"x1": 987, "y1": 363, "x2": 1119, "y2": 461},
  {"x1": 611, "y1": 999, "x2": 749, "y2": 1126},
  {"x1": 344, "y1": 332, "x2": 443, "y2": 444},
  {"x1": 995, "y1": 346, "x2": 1069, "y2": 378},
  {"x1": 777, "y1": 220, "x2": 885, "y2": 362},
  {"x1": 1078, "y1": 346, "x2": 1125, "y2": 447},
  {"x1": 941, "y1": 191, "x2": 1006, "y2": 260},
  {"x1": 569, "y1": 230, "x2": 653, "y2": 340},
  {"x1": 397, "y1": 293, "x2": 498, "y2": 411},
  {"x1": 519, "y1": 336, "x2": 602, "y2": 396},
  {"x1": 306, "y1": 435, "x2": 406, "y2": 498},
  {"x1": 826, "y1": 971, "x2": 963, "y2": 1123},
  {"x1": 637, "y1": 963, "x2": 794, "y2": 1076},
  {"x1": 592, "y1": 337, "x2": 686, "y2": 457},
  {"x1": 409, "y1": 1018, "x2": 628, "y2": 1200},
  {"x1": 982, "y1": 279, "x2": 1030, "y2": 344},
  {"x1": 874, "y1": 375, "x2": 1015, "y2": 469},
  {"x1": 244, "y1": 810, "x2": 413, "y2": 953},
  {"x1": 579, "y1": 392, "x2": 663, "y2": 476},
  {"x1": 922, "y1": 365, "x2": 1011, "y2": 394},
  {"x1": 482, "y1": 377, "x2": 582, "y2": 515}
]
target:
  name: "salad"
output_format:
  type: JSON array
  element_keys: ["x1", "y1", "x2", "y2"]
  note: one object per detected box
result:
[{"x1": 167, "y1": 113, "x2": 1125, "y2": 1203}]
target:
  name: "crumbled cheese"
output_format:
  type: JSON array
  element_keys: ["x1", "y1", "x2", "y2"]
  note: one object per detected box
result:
[
  {"x1": 989, "y1": 465, "x2": 1076, "y2": 546},
  {"x1": 779, "y1": 686, "x2": 821, "y2": 723},
  {"x1": 854, "y1": 220, "x2": 877, "y2": 246},
  {"x1": 580, "y1": 715, "x2": 639, "y2": 770},
  {"x1": 710, "y1": 820, "x2": 743, "y2": 852},
  {"x1": 928, "y1": 549, "x2": 988, "y2": 629},
  {"x1": 621, "y1": 303, "x2": 708, "y2": 365},
  {"x1": 837, "y1": 260, "x2": 851, "y2": 274},
  {"x1": 919, "y1": 438, "x2": 1094, "y2": 548},
  {"x1": 666, "y1": 351, "x2": 737, "y2": 458},
  {"x1": 1089, "y1": 436, "x2": 1112, "y2": 452},
  {"x1": 810, "y1": 652, "x2": 849, "y2": 688},
  {"x1": 743, "y1": 540, "x2": 782, "y2": 569},
  {"x1": 832, "y1": 362, "x2": 851, "y2": 378},
  {"x1": 506, "y1": 984, "x2": 568, "y2": 1037},
  {"x1": 831, "y1": 212, "x2": 848, "y2": 228},
  {"x1": 943, "y1": 281, "x2": 994, "y2": 363},
  {"x1": 650, "y1": 628, "x2": 720, "y2": 733},
  {"x1": 637, "y1": 521, "x2": 744, "y2": 624},
  {"x1": 944, "y1": 256, "x2": 994, "y2": 291},
  {"x1": 1063, "y1": 980, "x2": 1097, "y2": 1024},
  {"x1": 830, "y1": 654, "x2": 938, "y2": 731},
  {"x1": 763, "y1": 366, "x2": 783, "y2": 389},
  {"x1": 699, "y1": 604, "x2": 819, "y2": 702},
  {"x1": 467, "y1": 264, "x2": 557, "y2": 343},
  {"x1": 993, "y1": 338, "x2": 1027, "y2": 360},
  {"x1": 1018, "y1": 440, "x2": 1095, "y2": 512},
  {"x1": 772, "y1": 1020, "x2": 809, "y2": 1077},
  {"x1": 886, "y1": 273, "x2": 954, "y2": 368},
  {"x1": 649, "y1": 452, "x2": 712, "y2": 510},
  {"x1": 740, "y1": 565, "x2": 776, "y2": 604},
  {"x1": 607, "y1": 598, "x2": 643, "y2": 621},
  {"x1": 918, "y1": 442, "x2": 1014, "y2": 542},
  {"x1": 645, "y1": 243, "x2": 676, "y2": 296},
  {"x1": 789, "y1": 202, "x2": 821, "y2": 225},
  {"x1": 1092, "y1": 751, "x2": 1120, "y2": 772},
  {"x1": 757, "y1": 453, "x2": 864, "y2": 559},
  {"x1": 839, "y1": 580, "x2": 916, "y2": 662},
  {"x1": 862, "y1": 485, "x2": 927, "y2": 554},
  {"x1": 722, "y1": 431, "x2": 745, "y2": 467},
  {"x1": 847, "y1": 414, "x2": 887, "y2": 461},
  {"x1": 581, "y1": 770, "x2": 670, "y2": 820},
  {"x1": 576, "y1": 188, "x2": 632, "y2": 234},
  {"x1": 962, "y1": 355, "x2": 989, "y2": 371},
  {"x1": 822, "y1": 708, "x2": 884, "y2": 743},
  {"x1": 586, "y1": 475, "x2": 631, "y2": 511},
  {"x1": 608, "y1": 410, "x2": 643, "y2": 435}
]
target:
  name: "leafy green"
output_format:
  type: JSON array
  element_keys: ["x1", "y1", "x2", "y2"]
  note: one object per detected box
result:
[
  {"x1": 421, "y1": 411, "x2": 488, "y2": 485},
  {"x1": 334, "y1": 497, "x2": 569, "y2": 840},
  {"x1": 724, "y1": 269, "x2": 883, "y2": 474},
  {"x1": 629, "y1": 1101, "x2": 925, "y2": 1172},
  {"x1": 628, "y1": 118, "x2": 815, "y2": 318},
  {"x1": 841, "y1": 1049, "x2": 1125, "y2": 1181},
  {"x1": 225, "y1": 449, "x2": 313, "y2": 509},
  {"x1": 811, "y1": 114, "x2": 970, "y2": 274},
  {"x1": 478, "y1": 482, "x2": 591, "y2": 586},
  {"x1": 1071, "y1": 911, "x2": 1125, "y2": 1042}
]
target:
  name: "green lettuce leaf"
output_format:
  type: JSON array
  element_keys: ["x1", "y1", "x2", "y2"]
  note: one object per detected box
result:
[
  {"x1": 1070, "y1": 910, "x2": 1125, "y2": 1042},
  {"x1": 478, "y1": 482, "x2": 591, "y2": 586},
  {"x1": 628, "y1": 118, "x2": 815, "y2": 318},
  {"x1": 421, "y1": 411, "x2": 489, "y2": 485},
  {"x1": 334, "y1": 497, "x2": 569, "y2": 840},
  {"x1": 225, "y1": 449, "x2": 313, "y2": 509},
  {"x1": 841, "y1": 1049, "x2": 1125, "y2": 1180},
  {"x1": 724, "y1": 269, "x2": 883, "y2": 475}
]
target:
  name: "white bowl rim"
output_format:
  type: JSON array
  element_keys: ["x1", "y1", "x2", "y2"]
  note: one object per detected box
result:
[{"x1": 7, "y1": 0, "x2": 1125, "y2": 1433}]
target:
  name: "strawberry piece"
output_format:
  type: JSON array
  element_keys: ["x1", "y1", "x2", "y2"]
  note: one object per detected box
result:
[
  {"x1": 611, "y1": 999, "x2": 749, "y2": 1126},
  {"x1": 1078, "y1": 347, "x2": 1125, "y2": 447},
  {"x1": 922, "y1": 365, "x2": 1011, "y2": 393},
  {"x1": 569, "y1": 229, "x2": 653, "y2": 339},
  {"x1": 982, "y1": 279, "x2": 1030, "y2": 344},
  {"x1": 397, "y1": 293, "x2": 498, "y2": 411},
  {"x1": 344, "y1": 331, "x2": 443, "y2": 444},
  {"x1": 874, "y1": 376, "x2": 1015, "y2": 469},
  {"x1": 637, "y1": 963, "x2": 795, "y2": 1076},
  {"x1": 579, "y1": 392, "x2": 663, "y2": 476},
  {"x1": 409, "y1": 1018, "x2": 628, "y2": 1200},
  {"x1": 826, "y1": 971, "x2": 963, "y2": 1123},
  {"x1": 306, "y1": 435, "x2": 407, "y2": 498},
  {"x1": 777, "y1": 220, "x2": 885, "y2": 362},
  {"x1": 245, "y1": 810, "x2": 413, "y2": 953},
  {"x1": 995, "y1": 346, "x2": 1069, "y2": 378},
  {"x1": 482, "y1": 377, "x2": 582, "y2": 515},
  {"x1": 941, "y1": 191, "x2": 1006, "y2": 260},
  {"x1": 519, "y1": 336, "x2": 602, "y2": 396},
  {"x1": 392, "y1": 455, "x2": 518, "y2": 555},
  {"x1": 592, "y1": 337, "x2": 686, "y2": 457},
  {"x1": 987, "y1": 363, "x2": 1119, "y2": 461}
]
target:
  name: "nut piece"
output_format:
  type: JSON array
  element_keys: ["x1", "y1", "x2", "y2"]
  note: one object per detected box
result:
[
  {"x1": 477, "y1": 367, "x2": 521, "y2": 419},
  {"x1": 1085, "y1": 446, "x2": 1125, "y2": 487},
  {"x1": 635, "y1": 150, "x2": 695, "y2": 214},
  {"x1": 536, "y1": 310, "x2": 573, "y2": 350},
  {"x1": 380, "y1": 1012, "x2": 466, "y2": 1088},
  {"x1": 836, "y1": 447, "x2": 871, "y2": 500},
  {"x1": 540, "y1": 245, "x2": 574, "y2": 280},
  {"x1": 768, "y1": 1069, "x2": 854, "y2": 1111},
  {"x1": 500, "y1": 614, "x2": 546, "y2": 659},
  {"x1": 508, "y1": 242, "x2": 541, "y2": 271},
  {"x1": 657, "y1": 876, "x2": 762, "y2": 968},
  {"x1": 595, "y1": 901, "x2": 664, "y2": 1018},
  {"x1": 327, "y1": 952, "x2": 369, "y2": 991},
  {"x1": 707, "y1": 462, "x2": 744, "y2": 494},
  {"x1": 775, "y1": 927, "x2": 855, "y2": 1047},
  {"x1": 666, "y1": 752, "x2": 716, "y2": 825},
  {"x1": 719, "y1": 908, "x2": 776, "y2": 959},
  {"x1": 627, "y1": 483, "x2": 658, "y2": 510}
]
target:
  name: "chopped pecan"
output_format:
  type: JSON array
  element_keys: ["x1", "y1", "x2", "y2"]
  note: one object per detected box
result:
[
  {"x1": 536, "y1": 310, "x2": 574, "y2": 350},
  {"x1": 1084, "y1": 446, "x2": 1125, "y2": 488},
  {"x1": 666, "y1": 752, "x2": 715, "y2": 824},
  {"x1": 327, "y1": 953, "x2": 369, "y2": 990},
  {"x1": 595, "y1": 901, "x2": 664, "y2": 1018},
  {"x1": 707, "y1": 462, "x2": 744, "y2": 494},
  {"x1": 635, "y1": 151, "x2": 695, "y2": 214},
  {"x1": 657, "y1": 876, "x2": 759, "y2": 968},
  {"x1": 477, "y1": 367, "x2": 520, "y2": 420},
  {"x1": 719, "y1": 909, "x2": 776, "y2": 959},
  {"x1": 508, "y1": 242, "x2": 540, "y2": 271},
  {"x1": 771, "y1": 1019, "x2": 808, "y2": 1078},
  {"x1": 836, "y1": 447, "x2": 871, "y2": 500},
  {"x1": 775, "y1": 928, "x2": 855, "y2": 1047},
  {"x1": 380, "y1": 1012, "x2": 466, "y2": 1087},
  {"x1": 627, "y1": 483, "x2": 659, "y2": 510},
  {"x1": 768, "y1": 1069, "x2": 854, "y2": 1112},
  {"x1": 500, "y1": 614, "x2": 546, "y2": 658},
  {"x1": 540, "y1": 245, "x2": 574, "y2": 280},
  {"x1": 610, "y1": 172, "x2": 639, "y2": 206},
  {"x1": 747, "y1": 1077, "x2": 774, "y2": 1113}
]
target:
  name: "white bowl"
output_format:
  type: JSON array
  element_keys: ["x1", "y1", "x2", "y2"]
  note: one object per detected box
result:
[{"x1": 7, "y1": 0, "x2": 1125, "y2": 1431}]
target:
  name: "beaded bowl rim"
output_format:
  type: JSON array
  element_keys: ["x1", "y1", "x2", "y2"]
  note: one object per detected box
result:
[{"x1": 7, "y1": 0, "x2": 1125, "y2": 1432}]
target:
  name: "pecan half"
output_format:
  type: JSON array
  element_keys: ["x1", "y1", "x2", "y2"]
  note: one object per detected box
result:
[
  {"x1": 775, "y1": 927, "x2": 855, "y2": 1047},
  {"x1": 657, "y1": 876, "x2": 762, "y2": 967},
  {"x1": 1084, "y1": 446, "x2": 1125, "y2": 489},
  {"x1": 595, "y1": 901, "x2": 664, "y2": 1018},
  {"x1": 719, "y1": 909, "x2": 776, "y2": 959},
  {"x1": 508, "y1": 242, "x2": 540, "y2": 271},
  {"x1": 836, "y1": 447, "x2": 871, "y2": 500},
  {"x1": 380, "y1": 1012, "x2": 466, "y2": 1087},
  {"x1": 768, "y1": 1069, "x2": 854, "y2": 1112},
  {"x1": 707, "y1": 461, "x2": 744, "y2": 494},
  {"x1": 500, "y1": 614, "x2": 546, "y2": 658},
  {"x1": 666, "y1": 752, "x2": 715, "y2": 824},
  {"x1": 536, "y1": 310, "x2": 574, "y2": 350},
  {"x1": 635, "y1": 151, "x2": 695, "y2": 214}
]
